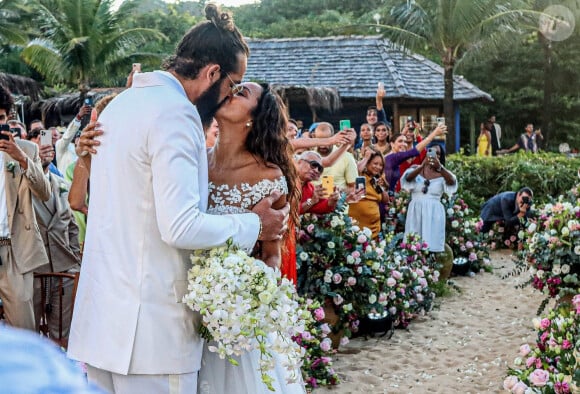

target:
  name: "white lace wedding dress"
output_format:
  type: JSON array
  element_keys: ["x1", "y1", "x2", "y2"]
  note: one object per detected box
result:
[{"x1": 197, "y1": 176, "x2": 306, "y2": 394}]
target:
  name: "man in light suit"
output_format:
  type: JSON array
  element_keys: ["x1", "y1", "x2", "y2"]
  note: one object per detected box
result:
[
  {"x1": 68, "y1": 5, "x2": 289, "y2": 394},
  {"x1": 32, "y1": 142, "x2": 81, "y2": 343},
  {"x1": 0, "y1": 85, "x2": 51, "y2": 330}
]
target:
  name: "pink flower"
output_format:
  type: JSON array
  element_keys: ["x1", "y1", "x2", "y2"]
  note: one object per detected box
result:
[
  {"x1": 306, "y1": 224, "x2": 315, "y2": 233},
  {"x1": 512, "y1": 381, "x2": 528, "y2": 394},
  {"x1": 347, "y1": 277, "x2": 356, "y2": 286},
  {"x1": 332, "y1": 273, "x2": 342, "y2": 284},
  {"x1": 357, "y1": 234, "x2": 367, "y2": 243},
  {"x1": 465, "y1": 241, "x2": 474, "y2": 249},
  {"x1": 468, "y1": 252, "x2": 477, "y2": 261},
  {"x1": 320, "y1": 323, "x2": 331, "y2": 335},
  {"x1": 301, "y1": 331, "x2": 313, "y2": 340},
  {"x1": 528, "y1": 369, "x2": 550, "y2": 387},
  {"x1": 386, "y1": 277, "x2": 396, "y2": 287},
  {"x1": 503, "y1": 376, "x2": 518, "y2": 390},
  {"x1": 340, "y1": 336, "x2": 349, "y2": 346},
  {"x1": 320, "y1": 338, "x2": 332, "y2": 352},
  {"x1": 313, "y1": 307, "x2": 325, "y2": 321},
  {"x1": 562, "y1": 339, "x2": 572, "y2": 350},
  {"x1": 392, "y1": 270, "x2": 402, "y2": 280},
  {"x1": 540, "y1": 318, "x2": 551, "y2": 330},
  {"x1": 351, "y1": 251, "x2": 360, "y2": 259},
  {"x1": 555, "y1": 381, "x2": 570, "y2": 394},
  {"x1": 526, "y1": 357, "x2": 536, "y2": 368},
  {"x1": 519, "y1": 344, "x2": 532, "y2": 357}
]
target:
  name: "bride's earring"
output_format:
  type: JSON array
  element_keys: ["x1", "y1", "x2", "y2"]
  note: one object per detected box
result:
[{"x1": 246, "y1": 121, "x2": 253, "y2": 128}]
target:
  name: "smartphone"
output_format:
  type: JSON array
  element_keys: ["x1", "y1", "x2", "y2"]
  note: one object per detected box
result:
[
  {"x1": 9, "y1": 128, "x2": 21, "y2": 139},
  {"x1": 0, "y1": 124, "x2": 10, "y2": 140},
  {"x1": 132, "y1": 63, "x2": 142, "y2": 73},
  {"x1": 427, "y1": 147, "x2": 436, "y2": 158},
  {"x1": 40, "y1": 129, "x2": 52, "y2": 146},
  {"x1": 84, "y1": 97, "x2": 93, "y2": 107},
  {"x1": 355, "y1": 176, "x2": 366, "y2": 192},
  {"x1": 436, "y1": 117, "x2": 445, "y2": 125},
  {"x1": 378, "y1": 81, "x2": 384, "y2": 90},
  {"x1": 339, "y1": 119, "x2": 351, "y2": 131},
  {"x1": 321, "y1": 175, "x2": 334, "y2": 196}
]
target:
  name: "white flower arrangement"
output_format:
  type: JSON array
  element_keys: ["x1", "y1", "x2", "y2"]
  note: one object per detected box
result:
[{"x1": 183, "y1": 240, "x2": 306, "y2": 390}]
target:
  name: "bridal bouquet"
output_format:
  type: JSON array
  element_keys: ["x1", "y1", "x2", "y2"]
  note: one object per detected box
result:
[{"x1": 183, "y1": 239, "x2": 306, "y2": 390}]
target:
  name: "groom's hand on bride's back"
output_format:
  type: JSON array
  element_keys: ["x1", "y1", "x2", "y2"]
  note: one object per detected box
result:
[{"x1": 252, "y1": 189, "x2": 290, "y2": 241}]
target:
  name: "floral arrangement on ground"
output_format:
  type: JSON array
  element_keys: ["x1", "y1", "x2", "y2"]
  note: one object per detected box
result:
[
  {"x1": 504, "y1": 294, "x2": 580, "y2": 394},
  {"x1": 513, "y1": 198, "x2": 580, "y2": 313},
  {"x1": 296, "y1": 197, "x2": 439, "y2": 340}
]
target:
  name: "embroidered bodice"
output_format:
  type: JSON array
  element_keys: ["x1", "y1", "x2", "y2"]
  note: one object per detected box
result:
[{"x1": 207, "y1": 176, "x2": 288, "y2": 215}]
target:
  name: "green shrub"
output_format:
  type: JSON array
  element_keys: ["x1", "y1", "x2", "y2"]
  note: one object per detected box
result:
[{"x1": 446, "y1": 152, "x2": 580, "y2": 210}]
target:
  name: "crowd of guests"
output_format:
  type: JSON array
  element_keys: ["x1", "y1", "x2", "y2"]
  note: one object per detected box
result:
[{"x1": 476, "y1": 115, "x2": 544, "y2": 156}]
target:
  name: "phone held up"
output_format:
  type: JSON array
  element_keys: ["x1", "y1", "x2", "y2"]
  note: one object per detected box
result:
[
  {"x1": 427, "y1": 147, "x2": 436, "y2": 158},
  {"x1": 355, "y1": 176, "x2": 366, "y2": 195},
  {"x1": 339, "y1": 119, "x2": 351, "y2": 131},
  {"x1": 0, "y1": 124, "x2": 10, "y2": 141},
  {"x1": 40, "y1": 129, "x2": 52, "y2": 146},
  {"x1": 321, "y1": 175, "x2": 334, "y2": 196}
]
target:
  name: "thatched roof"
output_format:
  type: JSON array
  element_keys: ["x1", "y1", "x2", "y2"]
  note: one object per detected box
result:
[
  {"x1": 35, "y1": 88, "x2": 125, "y2": 127},
  {"x1": 0, "y1": 73, "x2": 42, "y2": 101},
  {"x1": 245, "y1": 36, "x2": 493, "y2": 103}
]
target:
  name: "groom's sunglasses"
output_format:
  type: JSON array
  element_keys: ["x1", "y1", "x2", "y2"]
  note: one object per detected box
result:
[{"x1": 225, "y1": 73, "x2": 244, "y2": 95}]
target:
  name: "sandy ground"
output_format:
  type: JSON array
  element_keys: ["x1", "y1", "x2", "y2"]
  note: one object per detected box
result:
[{"x1": 321, "y1": 250, "x2": 546, "y2": 394}]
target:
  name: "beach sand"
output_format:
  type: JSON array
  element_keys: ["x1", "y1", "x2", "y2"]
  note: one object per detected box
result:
[{"x1": 322, "y1": 250, "x2": 545, "y2": 394}]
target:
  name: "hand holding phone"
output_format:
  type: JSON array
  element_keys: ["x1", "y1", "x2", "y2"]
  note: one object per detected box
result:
[
  {"x1": 355, "y1": 176, "x2": 366, "y2": 196},
  {"x1": 0, "y1": 124, "x2": 10, "y2": 141},
  {"x1": 40, "y1": 129, "x2": 52, "y2": 146},
  {"x1": 339, "y1": 119, "x2": 351, "y2": 131},
  {"x1": 321, "y1": 175, "x2": 334, "y2": 196}
]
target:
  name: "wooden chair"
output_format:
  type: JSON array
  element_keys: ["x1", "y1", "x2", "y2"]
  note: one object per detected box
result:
[{"x1": 34, "y1": 272, "x2": 80, "y2": 349}]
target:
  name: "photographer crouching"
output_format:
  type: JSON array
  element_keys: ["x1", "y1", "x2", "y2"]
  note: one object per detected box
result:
[{"x1": 480, "y1": 187, "x2": 534, "y2": 238}]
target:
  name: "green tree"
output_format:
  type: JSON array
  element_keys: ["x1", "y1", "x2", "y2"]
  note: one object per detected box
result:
[
  {"x1": 0, "y1": 0, "x2": 27, "y2": 45},
  {"x1": 375, "y1": 0, "x2": 536, "y2": 153},
  {"x1": 20, "y1": 0, "x2": 164, "y2": 94}
]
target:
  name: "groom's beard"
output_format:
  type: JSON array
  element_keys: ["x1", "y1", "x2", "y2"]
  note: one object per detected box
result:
[{"x1": 197, "y1": 80, "x2": 228, "y2": 128}]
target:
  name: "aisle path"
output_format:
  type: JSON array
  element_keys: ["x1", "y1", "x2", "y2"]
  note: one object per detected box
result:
[{"x1": 323, "y1": 250, "x2": 545, "y2": 394}]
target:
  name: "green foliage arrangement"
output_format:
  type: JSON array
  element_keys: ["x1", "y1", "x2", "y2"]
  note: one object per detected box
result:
[{"x1": 446, "y1": 153, "x2": 580, "y2": 210}]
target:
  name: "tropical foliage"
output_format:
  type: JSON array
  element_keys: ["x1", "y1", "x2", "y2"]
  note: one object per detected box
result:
[{"x1": 20, "y1": 0, "x2": 164, "y2": 93}]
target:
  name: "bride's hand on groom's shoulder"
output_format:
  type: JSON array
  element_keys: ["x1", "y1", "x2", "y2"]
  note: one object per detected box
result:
[
  {"x1": 252, "y1": 189, "x2": 290, "y2": 242},
  {"x1": 76, "y1": 122, "x2": 104, "y2": 157}
]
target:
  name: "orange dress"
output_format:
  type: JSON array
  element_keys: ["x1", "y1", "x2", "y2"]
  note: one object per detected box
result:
[
  {"x1": 281, "y1": 220, "x2": 297, "y2": 285},
  {"x1": 347, "y1": 174, "x2": 382, "y2": 239}
]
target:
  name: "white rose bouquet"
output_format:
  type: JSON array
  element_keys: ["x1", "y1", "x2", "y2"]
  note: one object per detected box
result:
[{"x1": 183, "y1": 239, "x2": 305, "y2": 390}]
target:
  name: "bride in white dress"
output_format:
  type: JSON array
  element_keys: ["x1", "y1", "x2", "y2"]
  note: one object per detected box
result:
[{"x1": 197, "y1": 82, "x2": 305, "y2": 393}]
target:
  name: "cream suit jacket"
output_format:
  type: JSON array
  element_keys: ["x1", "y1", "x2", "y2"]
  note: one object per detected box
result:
[
  {"x1": 68, "y1": 71, "x2": 261, "y2": 375},
  {"x1": 32, "y1": 173, "x2": 80, "y2": 273},
  {"x1": 4, "y1": 139, "x2": 50, "y2": 274}
]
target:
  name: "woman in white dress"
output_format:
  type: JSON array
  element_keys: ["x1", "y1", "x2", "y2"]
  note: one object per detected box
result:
[
  {"x1": 197, "y1": 82, "x2": 305, "y2": 393},
  {"x1": 401, "y1": 143, "x2": 457, "y2": 253}
]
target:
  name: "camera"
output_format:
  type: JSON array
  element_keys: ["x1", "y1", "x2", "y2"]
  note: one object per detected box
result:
[{"x1": 522, "y1": 196, "x2": 532, "y2": 205}]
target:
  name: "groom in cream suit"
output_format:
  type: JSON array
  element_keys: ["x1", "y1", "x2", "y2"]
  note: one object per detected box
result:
[
  {"x1": 0, "y1": 85, "x2": 51, "y2": 330},
  {"x1": 68, "y1": 5, "x2": 288, "y2": 394}
]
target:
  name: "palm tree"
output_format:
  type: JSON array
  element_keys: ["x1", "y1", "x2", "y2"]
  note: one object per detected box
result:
[
  {"x1": 0, "y1": 0, "x2": 27, "y2": 45},
  {"x1": 21, "y1": 0, "x2": 165, "y2": 96},
  {"x1": 376, "y1": 0, "x2": 536, "y2": 153}
]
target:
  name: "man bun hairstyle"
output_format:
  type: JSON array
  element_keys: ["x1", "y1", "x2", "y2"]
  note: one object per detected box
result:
[{"x1": 163, "y1": 4, "x2": 249, "y2": 80}]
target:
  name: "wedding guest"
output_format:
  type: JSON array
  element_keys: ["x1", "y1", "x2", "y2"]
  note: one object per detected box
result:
[
  {"x1": 348, "y1": 148, "x2": 390, "y2": 239},
  {"x1": 353, "y1": 123, "x2": 374, "y2": 161},
  {"x1": 0, "y1": 85, "x2": 51, "y2": 331},
  {"x1": 56, "y1": 104, "x2": 91, "y2": 174},
  {"x1": 374, "y1": 122, "x2": 391, "y2": 155},
  {"x1": 401, "y1": 144, "x2": 457, "y2": 253},
  {"x1": 297, "y1": 151, "x2": 339, "y2": 215},
  {"x1": 476, "y1": 122, "x2": 492, "y2": 157},
  {"x1": 480, "y1": 187, "x2": 533, "y2": 234},
  {"x1": 384, "y1": 125, "x2": 446, "y2": 193},
  {"x1": 498, "y1": 123, "x2": 543, "y2": 154}
]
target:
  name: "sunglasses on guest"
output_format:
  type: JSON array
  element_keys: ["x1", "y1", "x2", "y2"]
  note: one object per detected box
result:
[
  {"x1": 301, "y1": 159, "x2": 323, "y2": 173},
  {"x1": 422, "y1": 179, "x2": 430, "y2": 194}
]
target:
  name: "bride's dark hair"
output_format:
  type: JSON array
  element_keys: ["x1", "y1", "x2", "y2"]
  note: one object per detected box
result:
[{"x1": 246, "y1": 84, "x2": 299, "y2": 230}]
